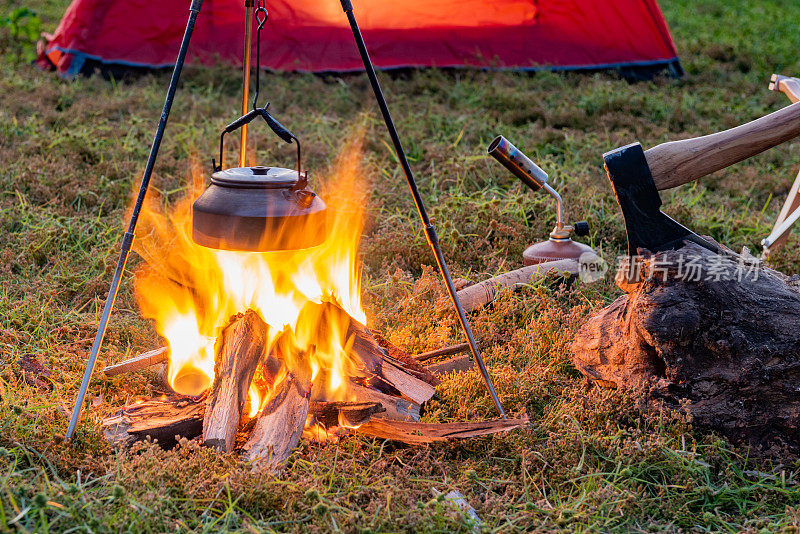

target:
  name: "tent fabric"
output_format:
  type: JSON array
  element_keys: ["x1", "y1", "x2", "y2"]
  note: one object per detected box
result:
[{"x1": 38, "y1": 0, "x2": 680, "y2": 77}]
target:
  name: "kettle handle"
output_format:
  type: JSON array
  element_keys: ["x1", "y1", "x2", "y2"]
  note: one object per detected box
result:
[{"x1": 213, "y1": 106, "x2": 306, "y2": 190}]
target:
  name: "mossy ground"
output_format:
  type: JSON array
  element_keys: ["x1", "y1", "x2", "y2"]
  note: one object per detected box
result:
[{"x1": 1, "y1": 0, "x2": 800, "y2": 531}]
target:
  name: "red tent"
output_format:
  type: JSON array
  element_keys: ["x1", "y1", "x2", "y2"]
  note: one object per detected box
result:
[{"x1": 38, "y1": 0, "x2": 681, "y2": 77}]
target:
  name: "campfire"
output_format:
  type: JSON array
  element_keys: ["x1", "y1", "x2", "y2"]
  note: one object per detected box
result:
[
  {"x1": 100, "y1": 144, "x2": 524, "y2": 469},
  {"x1": 74, "y1": 0, "x2": 521, "y2": 461}
]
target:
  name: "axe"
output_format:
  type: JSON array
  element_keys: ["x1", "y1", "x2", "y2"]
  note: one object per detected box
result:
[{"x1": 603, "y1": 100, "x2": 800, "y2": 256}]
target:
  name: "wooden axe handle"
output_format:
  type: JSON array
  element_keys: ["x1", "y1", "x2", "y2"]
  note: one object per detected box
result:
[
  {"x1": 645, "y1": 100, "x2": 800, "y2": 190},
  {"x1": 770, "y1": 74, "x2": 800, "y2": 103}
]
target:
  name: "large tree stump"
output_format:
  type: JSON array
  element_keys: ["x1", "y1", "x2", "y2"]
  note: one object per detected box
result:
[{"x1": 571, "y1": 243, "x2": 800, "y2": 457}]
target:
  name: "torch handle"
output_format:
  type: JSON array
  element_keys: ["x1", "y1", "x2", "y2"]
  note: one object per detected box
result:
[{"x1": 646, "y1": 100, "x2": 800, "y2": 190}]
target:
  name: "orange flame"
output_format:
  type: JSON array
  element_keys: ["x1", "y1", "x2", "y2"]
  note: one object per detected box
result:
[{"x1": 133, "y1": 135, "x2": 369, "y2": 414}]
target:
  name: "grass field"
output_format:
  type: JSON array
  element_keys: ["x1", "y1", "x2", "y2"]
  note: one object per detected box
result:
[{"x1": 2, "y1": 0, "x2": 800, "y2": 531}]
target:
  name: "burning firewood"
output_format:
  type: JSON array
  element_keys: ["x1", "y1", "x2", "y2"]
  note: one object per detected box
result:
[
  {"x1": 102, "y1": 395, "x2": 205, "y2": 448},
  {"x1": 356, "y1": 417, "x2": 529, "y2": 446},
  {"x1": 203, "y1": 310, "x2": 269, "y2": 452},
  {"x1": 242, "y1": 374, "x2": 310, "y2": 470},
  {"x1": 315, "y1": 302, "x2": 438, "y2": 404}
]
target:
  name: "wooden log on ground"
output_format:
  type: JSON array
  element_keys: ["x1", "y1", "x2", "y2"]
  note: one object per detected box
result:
[
  {"x1": 356, "y1": 417, "x2": 529, "y2": 445},
  {"x1": 456, "y1": 259, "x2": 579, "y2": 312},
  {"x1": 347, "y1": 382, "x2": 420, "y2": 421},
  {"x1": 102, "y1": 347, "x2": 168, "y2": 376},
  {"x1": 426, "y1": 354, "x2": 474, "y2": 377},
  {"x1": 571, "y1": 243, "x2": 800, "y2": 458},
  {"x1": 101, "y1": 395, "x2": 205, "y2": 448},
  {"x1": 308, "y1": 401, "x2": 385, "y2": 428},
  {"x1": 242, "y1": 374, "x2": 310, "y2": 470},
  {"x1": 203, "y1": 310, "x2": 268, "y2": 452},
  {"x1": 415, "y1": 343, "x2": 470, "y2": 362}
]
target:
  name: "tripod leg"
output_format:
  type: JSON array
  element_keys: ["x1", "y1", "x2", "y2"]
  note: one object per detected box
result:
[
  {"x1": 338, "y1": 0, "x2": 505, "y2": 418},
  {"x1": 65, "y1": 0, "x2": 205, "y2": 441}
]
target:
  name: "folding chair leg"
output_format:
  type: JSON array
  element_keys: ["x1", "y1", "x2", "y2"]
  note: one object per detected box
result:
[{"x1": 764, "y1": 167, "x2": 800, "y2": 255}]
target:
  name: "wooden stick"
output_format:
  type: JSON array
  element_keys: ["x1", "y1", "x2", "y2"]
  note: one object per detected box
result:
[
  {"x1": 101, "y1": 395, "x2": 205, "y2": 448},
  {"x1": 426, "y1": 354, "x2": 474, "y2": 377},
  {"x1": 456, "y1": 259, "x2": 580, "y2": 312},
  {"x1": 102, "y1": 347, "x2": 168, "y2": 376},
  {"x1": 203, "y1": 310, "x2": 268, "y2": 452},
  {"x1": 415, "y1": 343, "x2": 470, "y2": 362},
  {"x1": 308, "y1": 401, "x2": 385, "y2": 428},
  {"x1": 242, "y1": 375, "x2": 310, "y2": 471},
  {"x1": 356, "y1": 417, "x2": 529, "y2": 446}
]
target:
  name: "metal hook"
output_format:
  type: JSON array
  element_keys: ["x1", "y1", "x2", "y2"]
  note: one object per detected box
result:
[
  {"x1": 254, "y1": 6, "x2": 268, "y2": 28},
  {"x1": 252, "y1": 5, "x2": 269, "y2": 110}
]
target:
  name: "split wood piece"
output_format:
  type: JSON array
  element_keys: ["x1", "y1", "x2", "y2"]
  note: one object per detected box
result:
[
  {"x1": 347, "y1": 382, "x2": 420, "y2": 421},
  {"x1": 456, "y1": 259, "x2": 580, "y2": 312},
  {"x1": 101, "y1": 395, "x2": 205, "y2": 448},
  {"x1": 378, "y1": 361, "x2": 436, "y2": 405},
  {"x1": 242, "y1": 374, "x2": 310, "y2": 471},
  {"x1": 415, "y1": 343, "x2": 470, "y2": 362},
  {"x1": 203, "y1": 310, "x2": 268, "y2": 452},
  {"x1": 102, "y1": 347, "x2": 168, "y2": 376},
  {"x1": 335, "y1": 308, "x2": 436, "y2": 404},
  {"x1": 308, "y1": 401, "x2": 385, "y2": 428},
  {"x1": 356, "y1": 417, "x2": 529, "y2": 446},
  {"x1": 371, "y1": 332, "x2": 440, "y2": 386},
  {"x1": 426, "y1": 354, "x2": 474, "y2": 377},
  {"x1": 571, "y1": 243, "x2": 800, "y2": 458}
]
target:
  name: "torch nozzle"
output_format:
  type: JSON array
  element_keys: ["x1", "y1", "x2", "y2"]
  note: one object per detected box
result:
[
  {"x1": 488, "y1": 135, "x2": 564, "y2": 229},
  {"x1": 488, "y1": 135, "x2": 548, "y2": 192}
]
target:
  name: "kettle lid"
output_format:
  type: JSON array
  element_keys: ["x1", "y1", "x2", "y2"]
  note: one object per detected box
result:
[{"x1": 211, "y1": 166, "x2": 300, "y2": 189}]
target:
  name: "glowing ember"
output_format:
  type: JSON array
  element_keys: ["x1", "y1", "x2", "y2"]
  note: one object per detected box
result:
[{"x1": 133, "y1": 137, "x2": 369, "y2": 419}]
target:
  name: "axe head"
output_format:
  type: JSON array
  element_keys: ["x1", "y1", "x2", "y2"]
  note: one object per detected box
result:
[{"x1": 603, "y1": 142, "x2": 721, "y2": 256}]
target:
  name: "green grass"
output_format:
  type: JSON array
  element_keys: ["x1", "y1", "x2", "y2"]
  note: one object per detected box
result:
[{"x1": 1, "y1": 0, "x2": 800, "y2": 531}]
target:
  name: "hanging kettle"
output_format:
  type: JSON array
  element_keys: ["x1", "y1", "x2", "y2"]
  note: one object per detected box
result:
[{"x1": 192, "y1": 106, "x2": 327, "y2": 252}]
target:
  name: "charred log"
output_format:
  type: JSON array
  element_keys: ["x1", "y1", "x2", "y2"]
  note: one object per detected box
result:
[
  {"x1": 102, "y1": 395, "x2": 205, "y2": 448},
  {"x1": 347, "y1": 382, "x2": 420, "y2": 421},
  {"x1": 308, "y1": 401, "x2": 385, "y2": 428}
]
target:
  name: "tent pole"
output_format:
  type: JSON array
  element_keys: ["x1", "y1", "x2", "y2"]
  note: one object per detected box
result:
[
  {"x1": 65, "y1": 0, "x2": 205, "y2": 442},
  {"x1": 338, "y1": 0, "x2": 506, "y2": 418},
  {"x1": 239, "y1": 1, "x2": 254, "y2": 167}
]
